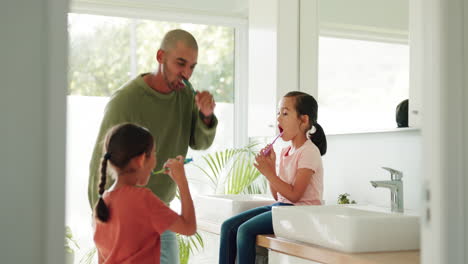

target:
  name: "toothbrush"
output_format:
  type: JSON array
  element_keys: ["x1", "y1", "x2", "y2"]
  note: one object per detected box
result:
[
  {"x1": 182, "y1": 79, "x2": 197, "y2": 95},
  {"x1": 152, "y1": 158, "x2": 193, "y2": 175},
  {"x1": 262, "y1": 132, "x2": 284, "y2": 156}
]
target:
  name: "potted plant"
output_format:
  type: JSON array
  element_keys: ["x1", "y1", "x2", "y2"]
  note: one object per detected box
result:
[{"x1": 337, "y1": 193, "x2": 356, "y2": 204}]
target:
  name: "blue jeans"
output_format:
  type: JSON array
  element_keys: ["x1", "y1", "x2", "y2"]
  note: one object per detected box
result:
[
  {"x1": 160, "y1": 230, "x2": 179, "y2": 264},
  {"x1": 218, "y1": 203, "x2": 293, "y2": 264}
]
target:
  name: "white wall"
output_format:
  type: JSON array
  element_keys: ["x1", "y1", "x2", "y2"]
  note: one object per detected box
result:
[
  {"x1": 0, "y1": 0, "x2": 68, "y2": 263},
  {"x1": 272, "y1": 130, "x2": 422, "y2": 211},
  {"x1": 319, "y1": 0, "x2": 408, "y2": 42},
  {"x1": 135, "y1": 0, "x2": 248, "y2": 17},
  {"x1": 247, "y1": 0, "x2": 279, "y2": 137},
  {"x1": 418, "y1": 0, "x2": 468, "y2": 263},
  {"x1": 271, "y1": 130, "x2": 422, "y2": 211},
  {"x1": 322, "y1": 130, "x2": 422, "y2": 211},
  {"x1": 72, "y1": 0, "x2": 248, "y2": 21}
]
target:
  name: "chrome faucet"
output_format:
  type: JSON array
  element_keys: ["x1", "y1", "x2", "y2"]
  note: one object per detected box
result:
[{"x1": 370, "y1": 167, "x2": 404, "y2": 213}]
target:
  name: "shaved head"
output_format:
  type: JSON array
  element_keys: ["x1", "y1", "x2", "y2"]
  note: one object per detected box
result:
[{"x1": 160, "y1": 29, "x2": 198, "y2": 51}]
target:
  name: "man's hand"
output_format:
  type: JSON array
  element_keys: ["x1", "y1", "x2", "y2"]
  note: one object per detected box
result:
[{"x1": 195, "y1": 91, "x2": 216, "y2": 117}]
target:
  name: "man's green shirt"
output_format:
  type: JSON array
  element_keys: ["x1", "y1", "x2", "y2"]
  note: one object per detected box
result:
[{"x1": 88, "y1": 74, "x2": 217, "y2": 207}]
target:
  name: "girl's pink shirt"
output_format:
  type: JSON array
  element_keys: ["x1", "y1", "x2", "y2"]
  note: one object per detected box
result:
[
  {"x1": 94, "y1": 185, "x2": 178, "y2": 264},
  {"x1": 277, "y1": 140, "x2": 323, "y2": 205}
]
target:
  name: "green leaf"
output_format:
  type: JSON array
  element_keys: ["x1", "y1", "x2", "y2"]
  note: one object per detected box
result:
[
  {"x1": 79, "y1": 247, "x2": 97, "y2": 264},
  {"x1": 65, "y1": 226, "x2": 80, "y2": 252},
  {"x1": 177, "y1": 232, "x2": 204, "y2": 264}
]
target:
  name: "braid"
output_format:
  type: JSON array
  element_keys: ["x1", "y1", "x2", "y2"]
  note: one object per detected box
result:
[
  {"x1": 98, "y1": 155, "x2": 108, "y2": 196},
  {"x1": 95, "y1": 155, "x2": 110, "y2": 222}
]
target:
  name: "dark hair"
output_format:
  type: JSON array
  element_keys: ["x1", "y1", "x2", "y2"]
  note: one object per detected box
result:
[
  {"x1": 284, "y1": 91, "x2": 327, "y2": 155},
  {"x1": 95, "y1": 123, "x2": 154, "y2": 222},
  {"x1": 396, "y1": 99, "x2": 408, "y2": 128}
]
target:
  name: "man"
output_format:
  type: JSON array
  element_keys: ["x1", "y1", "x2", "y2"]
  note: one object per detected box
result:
[{"x1": 88, "y1": 29, "x2": 217, "y2": 263}]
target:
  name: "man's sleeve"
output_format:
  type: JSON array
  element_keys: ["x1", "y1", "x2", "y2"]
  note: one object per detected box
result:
[{"x1": 188, "y1": 101, "x2": 218, "y2": 150}]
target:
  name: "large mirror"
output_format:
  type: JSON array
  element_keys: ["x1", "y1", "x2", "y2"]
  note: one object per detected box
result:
[{"x1": 317, "y1": 0, "x2": 410, "y2": 134}]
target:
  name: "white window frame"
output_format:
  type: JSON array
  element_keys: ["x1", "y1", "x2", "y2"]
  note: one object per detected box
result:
[{"x1": 70, "y1": 0, "x2": 249, "y2": 147}]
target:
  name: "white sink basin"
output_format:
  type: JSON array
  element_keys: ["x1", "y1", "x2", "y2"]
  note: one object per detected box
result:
[
  {"x1": 272, "y1": 205, "x2": 420, "y2": 253},
  {"x1": 195, "y1": 194, "x2": 275, "y2": 225}
]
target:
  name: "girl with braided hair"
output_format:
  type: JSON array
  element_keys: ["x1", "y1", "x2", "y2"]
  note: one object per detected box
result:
[{"x1": 93, "y1": 123, "x2": 195, "y2": 264}]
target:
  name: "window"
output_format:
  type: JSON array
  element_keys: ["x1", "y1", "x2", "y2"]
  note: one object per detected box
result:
[
  {"x1": 66, "y1": 12, "x2": 240, "y2": 262},
  {"x1": 318, "y1": 36, "x2": 409, "y2": 134}
]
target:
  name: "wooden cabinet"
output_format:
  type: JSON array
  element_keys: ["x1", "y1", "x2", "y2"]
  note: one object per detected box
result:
[
  {"x1": 269, "y1": 250, "x2": 324, "y2": 264},
  {"x1": 257, "y1": 235, "x2": 420, "y2": 264}
]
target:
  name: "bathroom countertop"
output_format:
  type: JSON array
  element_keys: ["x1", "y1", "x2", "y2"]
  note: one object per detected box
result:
[
  {"x1": 256, "y1": 234, "x2": 420, "y2": 264},
  {"x1": 198, "y1": 220, "x2": 419, "y2": 264}
]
